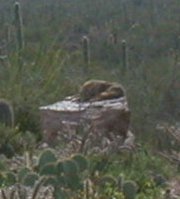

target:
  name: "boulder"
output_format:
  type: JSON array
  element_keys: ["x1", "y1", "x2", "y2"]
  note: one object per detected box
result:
[{"x1": 40, "y1": 96, "x2": 134, "y2": 152}]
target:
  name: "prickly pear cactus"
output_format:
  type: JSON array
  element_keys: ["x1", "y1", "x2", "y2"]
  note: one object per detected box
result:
[
  {"x1": 56, "y1": 160, "x2": 64, "y2": 174},
  {"x1": 0, "y1": 99, "x2": 14, "y2": 127},
  {"x1": 62, "y1": 159, "x2": 79, "y2": 174},
  {"x1": 44, "y1": 176, "x2": 59, "y2": 187},
  {"x1": 54, "y1": 188, "x2": 69, "y2": 199},
  {"x1": 40, "y1": 162, "x2": 57, "y2": 176},
  {"x1": 64, "y1": 173, "x2": 82, "y2": 190},
  {"x1": 22, "y1": 172, "x2": 39, "y2": 187},
  {"x1": 72, "y1": 154, "x2": 88, "y2": 172},
  {"x1": 56, "y1": 159, "x2": 82, "y2": 190},
  {"x1": 122, "y1": 180, "x2": 138, "y2": 199},
  {"x1": 99, "y1": 175, "x2": 117, "y2": 187},
  {"x1": 38, "y1": 149, "x2": 57, "y2": 171},
  {"x1": 4, "y1": 171, "x2": 17, "y2": 186},
  {"x1": 18, "y1": 167, "x2": 31, "y2": 182}
]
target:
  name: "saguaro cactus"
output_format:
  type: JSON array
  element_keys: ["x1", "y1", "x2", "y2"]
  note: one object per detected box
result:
[
  {"x1": 14, "y1": 2, "x2": 24, "y2": 52},
  {"x1": 0, "y1": 99, "x2": 14, "y2": 127},
  {"x1": 122, "y1": 40, "x2": 128, "y2": 72},
  {"x1": 5, "y1": 24, "x2": 11, "y2": 48},
  {"x1": 122, "y1": 1, "x2": 129, "y2": 25},
  {"x1": 82, "y1": 36, "x2": 90, "y2": 65}
]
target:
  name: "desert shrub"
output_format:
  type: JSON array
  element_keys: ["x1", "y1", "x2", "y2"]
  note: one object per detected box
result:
[{"x1": 0, "y1": 125, "x2": 17, "y2": 158}]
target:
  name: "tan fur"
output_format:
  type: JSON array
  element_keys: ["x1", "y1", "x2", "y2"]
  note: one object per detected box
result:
[{"x1": 79, "y1": 80, "x2": 125, "y2": 102}]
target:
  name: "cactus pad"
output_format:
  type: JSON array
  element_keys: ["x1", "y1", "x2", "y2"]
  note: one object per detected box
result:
[
  {"x1": 18, "y1": 167, "x2": 31, "y2": 182},
  {"x1": 62, "y1": 159, "x2": 79, "y2": 174},
  {"x1": 4, "y1": 172, "x2": 16, "y2": 186},
  {"x1": 22, "y1": 172, "x2": 39, "y2": 187},
  {"x1": 38, "y1": 149, "x2": 57, "y2": 170},
  {"x1": 122, "y1": 180, "x2": 138, "y2": 199},
  {"x1": 40, "y1": 162, "x2": 57, "y2": 176},
  {"x1": 72, "y1": 154, "x2": 88, "y2": 172}
]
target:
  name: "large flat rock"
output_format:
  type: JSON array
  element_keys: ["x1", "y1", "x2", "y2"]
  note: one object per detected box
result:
[{"x1": 40, "y1": 97, "x2": 131, "y2": 146}]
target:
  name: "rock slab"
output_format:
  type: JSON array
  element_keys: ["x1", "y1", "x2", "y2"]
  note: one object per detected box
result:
[{"x1": 40, "y1": 97, "x2": 131, "y2": 146}]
